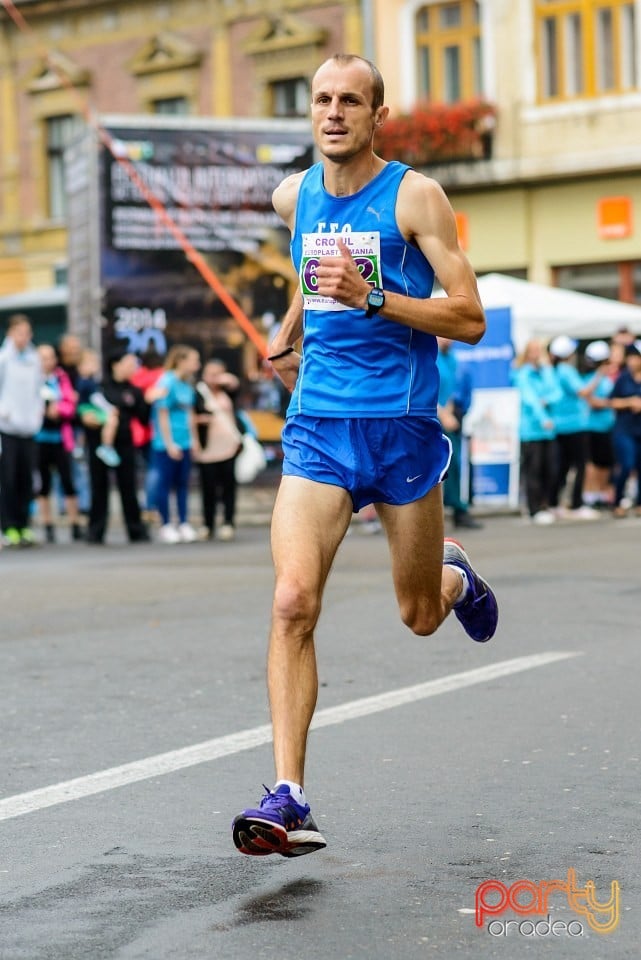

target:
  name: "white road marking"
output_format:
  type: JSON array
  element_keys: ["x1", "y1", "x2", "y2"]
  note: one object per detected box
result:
[{"x1": 0, "y1": 652, "x2": 579, "y2": 823}]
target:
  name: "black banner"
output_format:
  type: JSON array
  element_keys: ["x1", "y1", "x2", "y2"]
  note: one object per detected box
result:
[{"x1": 99, "y1": 120, "x2": 313, "y2": 367}]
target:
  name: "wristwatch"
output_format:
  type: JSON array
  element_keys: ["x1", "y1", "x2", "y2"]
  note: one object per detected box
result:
[{"x1": 365, "y1": 287, "x2": 385, "y2": 318}]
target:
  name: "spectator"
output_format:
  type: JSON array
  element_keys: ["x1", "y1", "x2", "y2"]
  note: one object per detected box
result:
[
  {"x1": 547, "y1": 335, "x2": 597, "y2": 519},
  {"x1": 76, "y1": 348, "x2": 120, "y2": 468},
  {"x1": 82, "y1": 349, "x2": 150, "y2": 544},
  {"x1": 194, "y1": 359, "x2": 242, "y2": 541},
  {"x1": 436, "y1": 336, "x2": 482, "y2": 529},
  {"x1": 150, "y1": 345, "x2": 201, "y2": 544},
  {"x1": 512, "y1": 338, "x2": 562, "y2": 523},
  {"x1": 581, "y1": 340, "x2": 616, "y2": 509},
  {"x1": 57, "y1": 334, "x2": 82, "y2": 388},
  {"x1": 610, "y1": 340, "x2": 641, "y2": 517},
  {"x1": 35, "y1": 344, "x2": 82, "y2": 543},
  {"x1": 608, "y1": 339, "x2": 627, "y2": 380},
  {"x1": 0, "y1": 314, "x2": 44, "y2": 546},
  {"x1": 130, "y1": 343, "x2": 166, "y2": 521},
  {"x1": 611, "y1": 326, "x2": 635, "y2": 349},
  {"x1": 56, "y1": 333, "x2": 89, "y2": 513}
]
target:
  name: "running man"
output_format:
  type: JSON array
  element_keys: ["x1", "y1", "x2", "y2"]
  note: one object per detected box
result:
[{"x1": 232, "y1": 54, "x2": 498, "y2": 858}]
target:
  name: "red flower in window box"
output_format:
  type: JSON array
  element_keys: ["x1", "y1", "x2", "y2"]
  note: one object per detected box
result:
[{"x1": 376, "y1": 99, "x2": 497, "y2": 165}]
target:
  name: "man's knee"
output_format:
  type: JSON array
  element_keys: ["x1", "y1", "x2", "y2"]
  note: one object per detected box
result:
[
  {"x1": 399, "y1": 598, "x2": 442, "y2": 637},
  {"x1": 272, "y1": 578, "x2": 322, "y2": 632}
]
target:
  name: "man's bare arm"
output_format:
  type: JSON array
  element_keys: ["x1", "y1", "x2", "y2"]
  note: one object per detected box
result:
[
  {"x1": 269, "y1": 173, "x2": 305, "y2": 391},
  {"x1": 312, "y1": 172, "x2": 485, "y2": 345},
  {"x1": 272, "y1": 171, "x2": 304, "y2": 231},
  {"x1": 268, "y1": 287, "x2": 304, "y2": 354},
  {"x1": 266, "y1": 288, "x2": 303, "y2": 393}
]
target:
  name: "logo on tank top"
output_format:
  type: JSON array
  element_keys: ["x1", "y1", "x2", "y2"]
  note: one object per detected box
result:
[{"x1": 300, "y1": 231, "x2": 382, "y2": 311}]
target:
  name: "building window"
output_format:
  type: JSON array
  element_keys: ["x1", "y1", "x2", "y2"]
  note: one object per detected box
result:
[
  {"x1": 270, "y1": 78, "x2": 309, "y2": 117},
  {"x1": 556, "y1": 262, "x2": 621, "y2": 299},
  {"x1": 554, "y1": 260, "x2": 641, "y2": 303},
  {"x1": 152, "y1": 96, "x2": 189, "y2": 115},
  {"x1": 46, "y1": 114, "x2": 82, "y2": 220},
  {"x1": 536, "y1": 1, "x2": 638, "y2": 102},
  {"x1": 415, "y1": 1, "x2": 482, "y2": 103}
]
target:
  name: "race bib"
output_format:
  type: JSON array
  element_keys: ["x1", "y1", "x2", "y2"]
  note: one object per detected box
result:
[{"x1": 300, "y1": 231, "x2": 382, "y2": 311}]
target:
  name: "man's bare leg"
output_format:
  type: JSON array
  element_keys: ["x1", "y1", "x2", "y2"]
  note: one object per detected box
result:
[
  {"x1": 232, "y1": 475, "x2": 352, "y2": 857},
  {"x1": 377, "y1": 485, "x2": 460, "y2": 635},
  {"x1": 269, "y1": 475, "x2": 353, "y2": 785},
  {"x1": 377, "y1": 484, "x2": 497, "y2": 641}
]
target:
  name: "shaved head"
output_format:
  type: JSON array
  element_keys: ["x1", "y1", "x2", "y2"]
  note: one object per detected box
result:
[{"x1": 314, "y1": 54, "x2": 385, "y2": 111}]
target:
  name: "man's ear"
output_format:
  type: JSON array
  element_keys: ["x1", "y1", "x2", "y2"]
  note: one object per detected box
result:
[{"x1": 375, "y1": 106, "x2": 390, "y2": 128}]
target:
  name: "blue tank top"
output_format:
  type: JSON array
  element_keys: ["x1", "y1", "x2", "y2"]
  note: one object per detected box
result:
[{"x1": 288, "y1": 161, "x2": 438, "y2": 418}]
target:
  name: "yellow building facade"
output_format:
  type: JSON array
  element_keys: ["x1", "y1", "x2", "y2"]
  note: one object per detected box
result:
[
  {"x1": 3, "y1": 0, "x2": 641, "y2": 333},
  {"x1": 372, "y1": 0, "x2": 641, "y2": 302}
]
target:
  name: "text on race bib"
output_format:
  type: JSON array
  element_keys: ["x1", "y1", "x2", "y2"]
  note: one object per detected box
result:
[{"x1": 300, "y1": 231, "x2": 382, "y2": 311}]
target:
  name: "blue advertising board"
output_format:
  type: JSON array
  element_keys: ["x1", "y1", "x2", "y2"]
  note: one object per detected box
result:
[
  {"x1": 454, "y1": 307, "x2": 521, "y2": 508},
  {"x1": 451, "y1": 306, "x2": 514, "y2": 390}
]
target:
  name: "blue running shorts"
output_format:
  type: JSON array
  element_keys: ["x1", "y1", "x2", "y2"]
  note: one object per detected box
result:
[{"x1": 281, "y1": 415, "x2": 452, "y2": 512}]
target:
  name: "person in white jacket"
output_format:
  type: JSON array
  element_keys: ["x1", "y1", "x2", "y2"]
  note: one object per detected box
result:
[{"x1": 0, "y1": 314, "x2": 44, "y2": 545}]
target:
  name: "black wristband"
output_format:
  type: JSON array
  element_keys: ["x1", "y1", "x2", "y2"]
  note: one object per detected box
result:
[{"x1": 267, "y1": 346, "x2": 295, "y2": 362}]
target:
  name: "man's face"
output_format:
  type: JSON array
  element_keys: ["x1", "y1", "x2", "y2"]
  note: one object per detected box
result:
[
  {"x1": 626, "y1": 352, "x2": 641, "y2": 375},
  {"x1": 310, "y1": 60, "x2": 387, "y2": 163},
  {"x1": 10, "y1": 321, "x2": 32, "y2": 351},
  {"x1": 59, "y1": 335, "x2": 82, "y2": 365}
]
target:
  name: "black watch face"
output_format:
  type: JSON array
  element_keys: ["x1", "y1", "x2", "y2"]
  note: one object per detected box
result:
[{"x1": 368, "y1": 288, "x2": 385, "y2": 308}]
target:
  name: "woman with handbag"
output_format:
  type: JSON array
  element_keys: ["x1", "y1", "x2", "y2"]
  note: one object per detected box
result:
[{"x1": 194, "y1": 359, "x2": 243, "y2": 541}]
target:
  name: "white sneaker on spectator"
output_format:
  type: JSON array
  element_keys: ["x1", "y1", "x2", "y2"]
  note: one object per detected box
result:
[
  {"x1": 532, "y1": 510, "x2": 555, "y2": 525},
  {"x1": 159, "y1": 523, "x2": 180, "y2": 544},
  {"x1": 572, "y1": 505, "x2": 600, "y2": 520},
  {"x1": 218, "y1": 524, "x2": 235, "y2": 541},
  {"x1": 178, "y1": 522, "x2": 198, "y2": 542}
]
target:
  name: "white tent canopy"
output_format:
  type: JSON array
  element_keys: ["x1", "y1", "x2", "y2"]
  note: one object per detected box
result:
[{"x1": 474, "y1": 273, "x2": 641, "y2": 352}]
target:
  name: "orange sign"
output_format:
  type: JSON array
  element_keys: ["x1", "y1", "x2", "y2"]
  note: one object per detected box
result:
[
  {"x1": 597, "y1": 196, "x2": 633, "y2": 239},
  {"x1": 455, "y1": 211, "x2": 470, "y2": 250}
]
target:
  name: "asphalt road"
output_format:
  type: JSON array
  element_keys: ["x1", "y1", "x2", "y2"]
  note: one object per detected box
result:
[{"x1": 0, "y1": 511, "x2": 639, "y2": 959}]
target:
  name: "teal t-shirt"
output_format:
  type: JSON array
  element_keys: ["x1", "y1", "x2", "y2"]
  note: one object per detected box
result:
[
  {"x1": 548, "y1": 362, "x2": 589, "y2": 435},
  {"x1": 151, "y1": 371, "x2": 195, "y2": 451},
  {"x1": 583, "y1": 371, "x2": 615, "y2": 434}
]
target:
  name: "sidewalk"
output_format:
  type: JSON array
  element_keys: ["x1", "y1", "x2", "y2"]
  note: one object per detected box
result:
[
  {"x1": 235, "y1": 470, "x2": 513, "y2": 529},
  {"x1": 235, "y1": 470, "x2": 279, "y2": 526}
]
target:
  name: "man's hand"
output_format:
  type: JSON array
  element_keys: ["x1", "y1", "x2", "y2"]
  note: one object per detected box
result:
[{"x1": 315, "y1": 238, "x2": 371, "y2": 310}]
